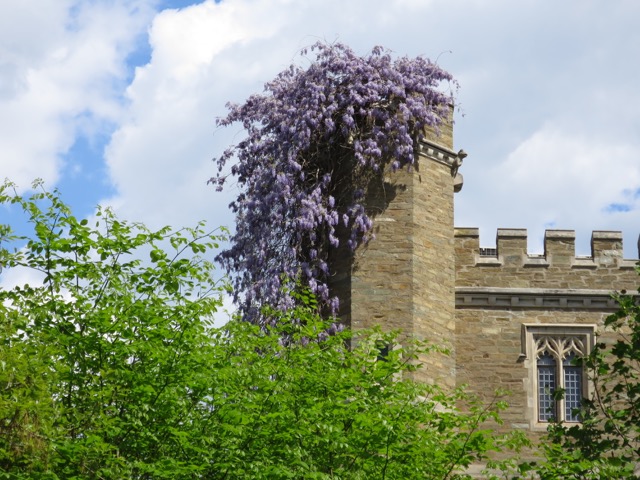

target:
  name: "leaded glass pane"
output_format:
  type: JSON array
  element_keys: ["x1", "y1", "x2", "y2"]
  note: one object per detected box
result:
[
  {"x1": 564, "y1": 353, "x2": 582, "y2": 422},
  {"x1": 538, "y1": 352, "x2": 556, "y2": 422}
]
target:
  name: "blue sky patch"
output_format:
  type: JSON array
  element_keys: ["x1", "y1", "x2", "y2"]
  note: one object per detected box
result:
[
  {"x1": 605, "y1": 203, "x2": 632, "y2": 213},
  {"x1": 58, "y1": 130, "x2": 116, "y2": 219},
  {"x1": 159, "y1": 0, "x2": 213, "y2": 10}
]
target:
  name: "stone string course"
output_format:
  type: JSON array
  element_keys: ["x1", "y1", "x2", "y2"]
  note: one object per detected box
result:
[{"x1": 456, "y1": 287, "x2": 629, "y2": 310}]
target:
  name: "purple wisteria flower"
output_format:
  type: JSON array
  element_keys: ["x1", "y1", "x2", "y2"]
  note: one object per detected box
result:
[{"x1": 211, "y1": 42, "x2": 454, "y2": 322}]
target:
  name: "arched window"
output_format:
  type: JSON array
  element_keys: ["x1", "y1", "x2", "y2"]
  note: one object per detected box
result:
[{"x1": 534, "y1": 335, "x2": 586, "y2": 423}]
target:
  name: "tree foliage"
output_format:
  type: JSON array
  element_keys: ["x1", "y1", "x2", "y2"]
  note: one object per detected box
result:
[
  {"x1": 211, "y1": 42, "x2": 454, "y2": 320},
  {"x1": 0, "y1": 181, "x2": 226, "y2": 478},
  {"x1": 523, "y1": 276, "x2": 640, "y2": 479},
  {"x1": 193, "y1": 293, "x2": 522, "y2": 480},
  {"x1": 0, "y1": 183, "x2": 520, "y2": 479}
]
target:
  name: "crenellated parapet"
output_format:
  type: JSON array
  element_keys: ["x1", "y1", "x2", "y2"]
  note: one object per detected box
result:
[{"x1": 455, "y1": 228, "x2": 640, "y2": 295}]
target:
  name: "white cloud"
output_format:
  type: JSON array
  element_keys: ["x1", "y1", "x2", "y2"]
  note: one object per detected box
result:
[
  {"x1": 503, "y1": 127, "x2": 639, "y2": 209},
  {"x1": 98, "y1": 0, "x2": 640, "y2": 262},
  {"x1": 0, "y1": 0, "x2": 156, "y2": 192},
  {"x1": 103, "y1": 0, "x2": 340, "y2": 229},
  {"x1": 456, "y1": 124, "x2": 640, "y2": 256},
  {"x1": 102, "y1": 0, "x2": 462, "y2": 230},
  {"x1": 0, "y1": 263, "x2": 45, "y2": 294},
  {"x1": 4, "y1": 0, "x2": 640, "y2": 274}
]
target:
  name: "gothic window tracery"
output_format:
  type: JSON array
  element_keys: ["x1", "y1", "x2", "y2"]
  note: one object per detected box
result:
[{"x1": 534, "y1": 335, "x2": 586, "y2": 423}]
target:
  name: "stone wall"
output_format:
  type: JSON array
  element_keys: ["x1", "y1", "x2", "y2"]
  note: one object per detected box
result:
[
  {"x1": 454, "y1": 227, "x2": 639, "y2": 432},
  {"x1": 329, "y1": 111, "x2": 463, "y2": 386},
  {"x1": 338, "y1": 156, "x2": 456, "y2": 384}
]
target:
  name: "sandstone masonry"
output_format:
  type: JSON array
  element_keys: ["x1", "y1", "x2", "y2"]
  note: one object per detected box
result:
[
  {"x1": 455, "y1": 227, "x2": 639, "y2": 432},
  {"x1": 331, "y1": 113, "x2": 640, "y2": 432}
]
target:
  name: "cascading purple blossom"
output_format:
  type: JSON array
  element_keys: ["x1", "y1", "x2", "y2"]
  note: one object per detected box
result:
[{"x1": 211, "y1": 42, "x2": 454, "y2": 322}]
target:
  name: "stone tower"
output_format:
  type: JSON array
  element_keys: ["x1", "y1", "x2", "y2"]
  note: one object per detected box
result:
[{"x1": 329, "y1": 115, "x2": 466, "y2": 386}]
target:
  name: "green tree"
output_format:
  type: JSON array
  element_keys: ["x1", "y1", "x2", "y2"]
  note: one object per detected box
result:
[
  {"x1": 0, "y1": 181, "x2": 227, "y2": 478},
  {"x1": 200, "y1": 294, "x2": 525, "y2": 479},
  {"x1": 0, "y1": 182, "x2": 521, "y2": 479},
  {"x1": 523, "y1": 275, "x2": 640, "y2": 479}
]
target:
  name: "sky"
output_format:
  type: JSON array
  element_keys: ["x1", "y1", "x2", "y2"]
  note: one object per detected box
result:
[{"x1": 1, "y1": 0, "x2": 639, "y2": 294}]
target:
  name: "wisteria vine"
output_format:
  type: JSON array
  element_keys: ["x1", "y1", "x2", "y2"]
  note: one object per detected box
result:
[{"x1": 211, "y1": 42, "x2": 455, "y2": 321}]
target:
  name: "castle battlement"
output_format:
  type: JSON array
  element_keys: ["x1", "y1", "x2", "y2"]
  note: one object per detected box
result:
[{"x1": 455, "y1": 228, "x2": 639, "y2": 292}]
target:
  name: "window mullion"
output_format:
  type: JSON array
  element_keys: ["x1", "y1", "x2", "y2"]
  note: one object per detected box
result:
[{"x1": 556, "y1": 353, "x2": 565, "y2": 422}]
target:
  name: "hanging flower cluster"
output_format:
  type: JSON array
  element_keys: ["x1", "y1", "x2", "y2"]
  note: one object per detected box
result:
[{"x1": 211, "y1": 42, "x2": 454, "y2": 322}]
